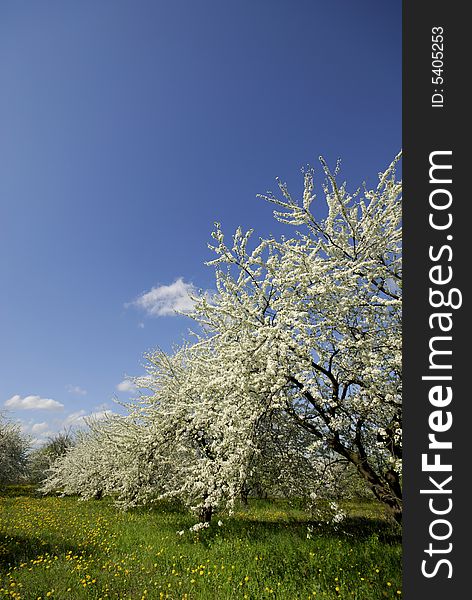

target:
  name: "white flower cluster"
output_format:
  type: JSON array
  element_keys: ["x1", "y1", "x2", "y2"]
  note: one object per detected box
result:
[{"x1": 189, "y1": 522, "x2": 210, "y2": 533}]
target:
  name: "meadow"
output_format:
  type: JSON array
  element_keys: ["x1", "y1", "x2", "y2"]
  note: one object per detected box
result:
[{"x1": 0, "y1": 487, "x2": 401, "y2": 600}]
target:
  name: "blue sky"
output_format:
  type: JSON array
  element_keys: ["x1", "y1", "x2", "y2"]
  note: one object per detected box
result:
[{"x1": 0, "y1": 0, "x2": 401, "y2": 444}]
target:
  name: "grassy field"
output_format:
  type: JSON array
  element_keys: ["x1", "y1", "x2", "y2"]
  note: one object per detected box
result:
[{"x1": 0, "y1": 486, "x2": 401, "y2": 599}]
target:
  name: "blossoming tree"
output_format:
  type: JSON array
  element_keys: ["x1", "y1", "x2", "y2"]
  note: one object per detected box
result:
[
  {"x1": 0, "y1": 413, "x2": 30, "y2": 486},
  {"x1": 44, "y1": 153, "x2": 402, "y2": 524},
  {"x1": 191, "y1": 153, "x2": 402, "y2": 522}
]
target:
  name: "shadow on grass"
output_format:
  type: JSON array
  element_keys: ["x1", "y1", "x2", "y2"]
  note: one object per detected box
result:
[
  {"x1": 134, "y1": 499, "x2": 189, "y2": 516},
  {"x1": 186, "y1": 514, "x2": 401, "y2": 550},
  {"x1": 313, "y1": 515, "x2": 401, "y2": 544},
  {"x1": 0, "y1": 485, "x2": 41, "y2": 499},
  {"x1": 0, "y1": 533, "x2": 83, "y2": 571}
]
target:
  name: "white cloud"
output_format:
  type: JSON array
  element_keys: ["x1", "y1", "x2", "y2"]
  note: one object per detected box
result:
[
  {"x1": 31, "y1": 421, "x2": 50, "y2": 434},
  {"x1": 17, "y1": 408, "x2": 118, "y2": 448},
  {"x1": 5, "y1": 394, "x2": 64, "y2": 411},
  {"x1": 88, "y1": 410, "x2": 113, "y2": 422},
  {"x1": 18, "y1": 420, "x2": 55, "y2": 446},
  {"x1": 62, "y1": 409, "x2": 113, "y2": 428},
  {"x1": 116, "y1": 380, "x2": 136, "y2": 393},
  {"x1": 66, "y1": 384, "x2": 87, "y2": 396},
  {"x1": 62, "y1": 410, "x2": 87, "y2": 427},
  {"x1": 130, "y1": 277, "x2": 197, "y2": 317}
]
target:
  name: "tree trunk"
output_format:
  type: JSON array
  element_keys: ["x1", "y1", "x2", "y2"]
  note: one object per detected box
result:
[
  {"x1": 356, "y1": 464, "x2": 402, "y2": 524},
  {"x1": 331, "y1": 439, "x2": 402, "y2": 524},
  {"x1": 357, "y1": 465, "x2": 402, "y2": 524},
  {"x1": 200, "y1": 505, "x2": 213, "y2": 523}
]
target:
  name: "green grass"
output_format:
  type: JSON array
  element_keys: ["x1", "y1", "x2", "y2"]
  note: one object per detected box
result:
[{"x1": 0, "y1": 487, "x2": 401, "y2": 599}]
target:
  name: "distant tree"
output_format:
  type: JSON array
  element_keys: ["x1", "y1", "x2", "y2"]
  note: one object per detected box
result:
[
  {"x1": 240, "y1": 409, "x2": 372, "y2": 505},
  {"x1": 28, "y1": 430, "x2": 75, "y2": 483},
  {"x1": 40, "y1": 426, "x2": 117, "y2": 500},
  {"x1": 0, "y1": 413, "x2": 30, "y2": 486}
]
